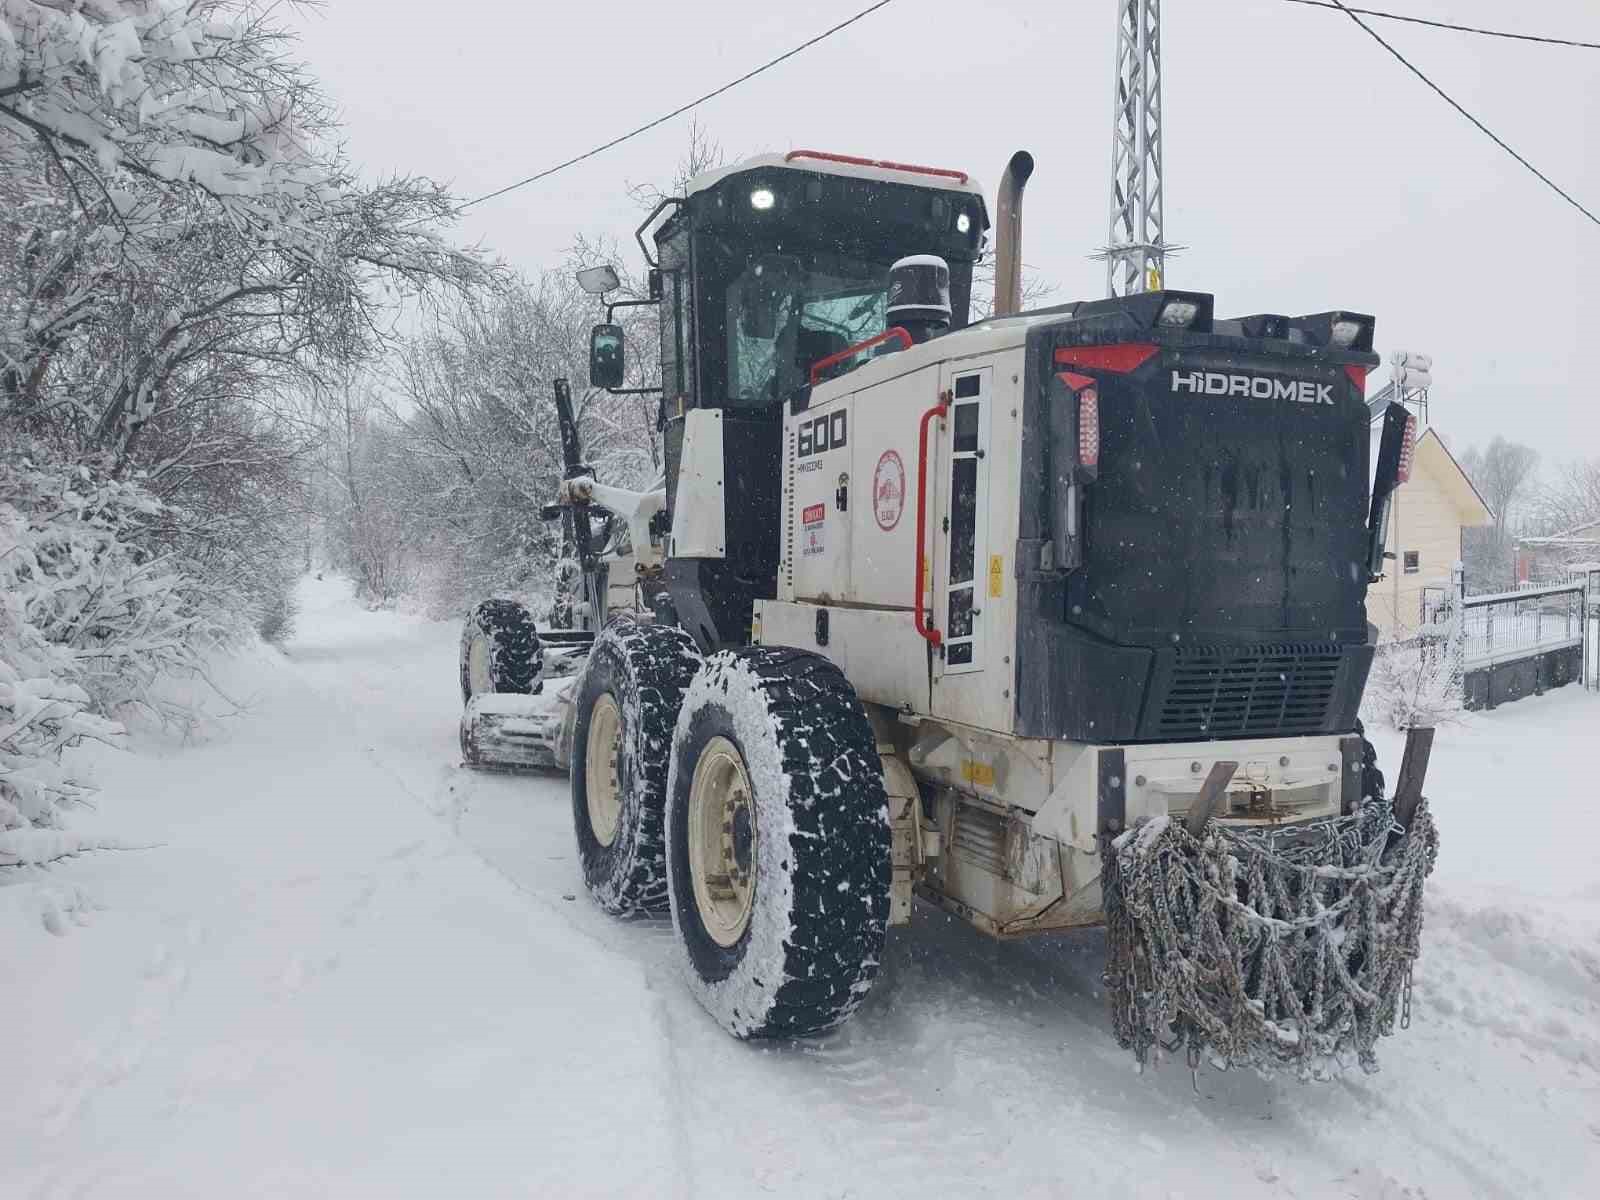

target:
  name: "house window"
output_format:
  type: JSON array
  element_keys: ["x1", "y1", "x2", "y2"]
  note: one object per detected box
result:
[{"x1": 1403, "y1": 551, "x2": 1420, "y2": 574}]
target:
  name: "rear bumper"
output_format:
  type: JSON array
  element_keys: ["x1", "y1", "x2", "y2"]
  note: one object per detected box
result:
[{"x1": 1034, "y1": 732, "x2": 1350, "y2": 854}]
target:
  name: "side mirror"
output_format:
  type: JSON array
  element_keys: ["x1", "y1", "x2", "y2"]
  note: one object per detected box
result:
[
  {"x1": 589, "y1": 323, "x2": 626, "y2": 389},
  {"x1": 576, "y1": 265, "x2": 620, "y2": 295}
]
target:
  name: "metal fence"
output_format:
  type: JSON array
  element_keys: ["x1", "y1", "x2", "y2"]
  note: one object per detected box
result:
[{"x1": 1420, "y1": 581, "x2": 1586, "y2": 668}]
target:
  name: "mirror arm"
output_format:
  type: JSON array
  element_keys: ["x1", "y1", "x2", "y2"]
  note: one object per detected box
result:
[
  {"x1": 605, "y1": 296, "x2": 660, "y2": 323},
  {"x1": 634, "y1": 197, "x2": 683, "y2": 268},
  {"x1": 607, "y1": 386, "x2": 664, "y2": 396}
]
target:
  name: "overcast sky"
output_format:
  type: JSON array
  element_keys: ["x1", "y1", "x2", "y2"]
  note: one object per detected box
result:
[{"x1": 291, "y1": 0, "x2": 1598, "y2": 466}]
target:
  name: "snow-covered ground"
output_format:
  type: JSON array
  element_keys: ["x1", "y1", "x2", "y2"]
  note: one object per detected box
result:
[{"x1": 4, "y1": 576, "x2": 1597, "y2": 1199}]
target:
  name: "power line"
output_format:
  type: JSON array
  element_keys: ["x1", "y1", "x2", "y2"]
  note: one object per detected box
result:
[
  {"x1": 1323, "y1": 0, "x2": 1600, "y2": 228},
  {"x1": 453, "y1": 0, "x2": 898, "y2": 214},
  {"x1": 1284, "y1": 1, "x2": 1600, "y2": 51}
]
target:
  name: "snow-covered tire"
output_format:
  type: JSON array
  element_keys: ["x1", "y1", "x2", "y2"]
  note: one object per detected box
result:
[
  {"x1": 666, "y1": 647, "x2": 891, "y2": 1039},
  {"x1": 1354, "y1": 718, "x2": 1385, "y2": 803},
  {"x1": 572, "y1": 621, "x2": 701, "y2": 914},
  {"x1": 460, "y1": 599, "x2": 543, "y2": 705}
]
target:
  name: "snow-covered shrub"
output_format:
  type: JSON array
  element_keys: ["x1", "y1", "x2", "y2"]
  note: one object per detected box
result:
[
  {"x1": 0, "y1": 660, "x2": 121, "y2": 866},
  {"x1": 0, "y1": 455, "x2": 235, "y2": 713},
  {"x1": 1362, "y1": 629, "x2": 1466, "y2": 732},
  {"x1": 0, "y1": 451, "x2": 247, "y2": 856},
  {"x1": 254, "y1": 565, "x2": 298, "y2": 645}
]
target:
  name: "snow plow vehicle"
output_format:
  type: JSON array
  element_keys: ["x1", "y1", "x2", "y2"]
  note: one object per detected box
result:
[{"x1": 459, "y1": 148, "x2": 1439, "y2": 1076}]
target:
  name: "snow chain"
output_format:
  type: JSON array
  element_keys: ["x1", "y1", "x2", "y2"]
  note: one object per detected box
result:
[{"x1": 1101, "y1": 798, "x2": 1439, "y2": 1078}]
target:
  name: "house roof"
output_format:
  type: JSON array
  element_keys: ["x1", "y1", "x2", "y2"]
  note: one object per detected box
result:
[
  {"x1": 1518, "y1": 518, "x2": 1600, "y2": 547},
  {"x1": 1418, "y1": 428, "x2": 1495, "y2": 525}
]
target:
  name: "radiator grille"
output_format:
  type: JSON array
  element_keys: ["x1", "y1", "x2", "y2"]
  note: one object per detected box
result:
[{"x1": 1155, "y1": 643, "x2": 1342, "y2": 739}]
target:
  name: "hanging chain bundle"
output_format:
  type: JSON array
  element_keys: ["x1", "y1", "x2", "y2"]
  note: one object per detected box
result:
[{"x1": 1102, "y1": 797, "x2": 1439, "y2": 1078}]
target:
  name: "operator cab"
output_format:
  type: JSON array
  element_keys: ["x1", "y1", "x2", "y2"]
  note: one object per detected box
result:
[
  {"x1": 584, "y1": 151, "x2": 989, "y2": 649},
  {"x1": 653, "y1": 151, "x2": 986, "y2": 410}
]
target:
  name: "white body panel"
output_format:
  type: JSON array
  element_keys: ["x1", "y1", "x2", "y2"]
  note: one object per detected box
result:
[
  {"x1": 769, "y1": 328, "x2": 1029, "y2": 738},
  {"x1": 671, "y1": 408, "x2": 725, "y2": 558},
  {"x1": 755, "y1": 600, "x2": 929, "y2": 715},
  {"x1": 787, "y1": 399, "x2": 853, "y2": 602},
  {"x1": 842, "y1": 363, "x2": 939, "y2": 608},
  {"x1": 927, "y1": 355, "x2": 1025, "y2": 735}
]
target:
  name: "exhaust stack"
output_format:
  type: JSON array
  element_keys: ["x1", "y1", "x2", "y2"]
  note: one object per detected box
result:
[{"x1": 992, "y1": 150, "x2": 1034, "y2": 317}]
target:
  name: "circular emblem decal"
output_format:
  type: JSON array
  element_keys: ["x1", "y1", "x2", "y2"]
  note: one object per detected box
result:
[{"x1": 873, "y1": 450, "x2": 906, "y2": 531}]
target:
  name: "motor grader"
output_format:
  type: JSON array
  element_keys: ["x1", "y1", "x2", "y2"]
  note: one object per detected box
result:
[{"x1": 458, "y1": 148, "x2": 1438, "y2": 1075}]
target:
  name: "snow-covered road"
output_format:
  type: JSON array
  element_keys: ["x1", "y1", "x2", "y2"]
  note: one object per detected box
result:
[{"x1": 5, "y1": 576, "x2": 1597, "y2": 1198}]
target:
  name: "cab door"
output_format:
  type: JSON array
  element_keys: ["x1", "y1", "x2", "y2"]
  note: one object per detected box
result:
[{"x1": 934, "y1": 365, "x2": 991, "y2": 676}]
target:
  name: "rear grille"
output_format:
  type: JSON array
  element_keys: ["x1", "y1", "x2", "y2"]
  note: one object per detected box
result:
[
  {"x1": 1155, "y1": 643, "x2": 1342, "y2": 739},
  {"x1": 950, "y1": 805, "x2": 1007, "y2": 876}
]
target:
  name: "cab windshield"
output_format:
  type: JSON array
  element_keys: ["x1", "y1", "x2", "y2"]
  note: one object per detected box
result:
[{"x1": 723, "y1": 250, "x2": 888, "y2": 406}]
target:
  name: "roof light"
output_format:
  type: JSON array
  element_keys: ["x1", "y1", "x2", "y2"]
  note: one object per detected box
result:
[
  {"x1": 1078, "y1": 386, "x2": 1100, "y2": 468},
  {"x1": 956, "y1": 211, "x2": 971, "y2": 234},
  {"x1": 750, "y1": 188, "x2": 775, "y2": 211},
  {"x1": 1397, "y1": 414, "x2": 1417, "y2": 484},
  {"x1": 783, "y1": 150, "x2": 970, "y2": 184},
  {"x1": 1157, "y1": 299, "x2": 1199, "y2": 329},
  {"x1": 1331, "y1": 319, "x2": 1364, "y2": 348}
]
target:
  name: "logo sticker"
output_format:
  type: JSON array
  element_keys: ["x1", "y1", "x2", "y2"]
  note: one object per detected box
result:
[
  {"x1": 1170, "y1": 370, "x2": 1333, "y2": 405},
  {"x1": 797, "y1": 411, "x2": 847, "y2": 458},
  {"x1": 872, "y1": 450, "x2": 906, "y2": 531}
]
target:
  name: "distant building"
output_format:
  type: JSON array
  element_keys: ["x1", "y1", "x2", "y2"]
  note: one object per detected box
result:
[
  {"x1": 1368, "y1": 426, "x2": 1494, "y2": 636},
  {"x1": 1516, "y1": 520, "x2": 1600, "y2": 583}
]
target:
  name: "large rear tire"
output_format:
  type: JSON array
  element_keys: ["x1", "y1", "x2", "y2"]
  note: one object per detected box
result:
[
  {"x1": 571, "y1": 621, "x2": 701, "y2": 914},
  {"x1": 666, "y1": 648, "x2": 891, "y2": 1039},
  {"x1": 460, "y1": 599, "x2": 543, "y2": 704}
]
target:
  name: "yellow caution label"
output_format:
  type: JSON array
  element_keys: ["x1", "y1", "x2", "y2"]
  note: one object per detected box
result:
[
  {"x1": 988, "y1": 554, "x2": 1004, "y2": 598},
  {"x1": 960, "y1": 759, "x2": 996, "y2": 789}
]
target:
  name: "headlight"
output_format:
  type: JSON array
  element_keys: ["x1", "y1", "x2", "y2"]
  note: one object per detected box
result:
[
  {"x1": 1331, "y1": 318, "x2": 1363, "y2": 347},
  {"x1": 1157, "y1": 299, "x2": 1199, "y2": 328},
  {"x1": 750, "y1": 188, "x2": 775, "y2": 211},
  {"x1": 956, "y1": 211, "x2": 971, "y2": 234}
]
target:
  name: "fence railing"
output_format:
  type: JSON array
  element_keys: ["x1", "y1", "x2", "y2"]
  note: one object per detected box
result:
[{"x1": 1420, "y1": 580, "x2": 1586, "y2": 668}]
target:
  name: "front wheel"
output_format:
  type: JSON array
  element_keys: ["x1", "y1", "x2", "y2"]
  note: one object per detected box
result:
[
  {"x1": 571, "y1": 621, "x2": 702, "y2": 914},
  {"x1": 666, "y1": 648, "x2": 891, "y2": 1039},
  {"x1": 460, "y1": 598, "x2": 543, "y2": 704}
]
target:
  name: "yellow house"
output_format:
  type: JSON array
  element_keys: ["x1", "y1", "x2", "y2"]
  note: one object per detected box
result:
[{"x1": 1368, "y1": 426, "x2": 1494, "y2": 637}]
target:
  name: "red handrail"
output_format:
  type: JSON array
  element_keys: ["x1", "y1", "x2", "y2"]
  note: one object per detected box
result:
[
  {"x1": 808, "y1": 326, "x2": 913, "y2": 386},
  {"x1": 915, "y1": 394, "x2": 949, "y2": 648},
  {"x1": 784, "y1": 150, "x2": 970, "y2": 185}
]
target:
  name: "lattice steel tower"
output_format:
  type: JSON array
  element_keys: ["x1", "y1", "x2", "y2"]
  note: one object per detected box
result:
[{"x1": 1102, "y1": 0, "x2": 1168, "y2": 297}]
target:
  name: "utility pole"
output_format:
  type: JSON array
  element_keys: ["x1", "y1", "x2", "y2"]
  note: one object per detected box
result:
[{"x1": 1102, "y1": 0, "x2": 1168, "y2": 297}]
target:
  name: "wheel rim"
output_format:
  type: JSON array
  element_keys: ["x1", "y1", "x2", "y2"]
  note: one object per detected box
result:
[
  {"x1": 687, "y1": 736, "x2": 757, "y2": 948},
  {"x1": 585, "y1": 693, "x2": 623, "y2": 847},
  {"x1": 467, "y1": 635, "x2": 493, "y2": 696}
]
